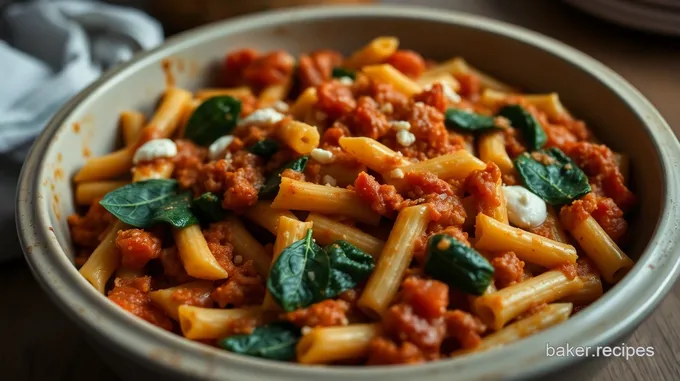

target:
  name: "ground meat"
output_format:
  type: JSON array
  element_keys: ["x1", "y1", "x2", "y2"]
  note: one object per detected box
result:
[
  {"x1": 444, "y1": 310, "x2": 486, "y2": 350},
  {"x1": 363, "y1": 81, "x2": 411, "y2": 117},
  {"x1": 192, "y1": 152, "x2": 263, "y2": 212},
  {"x1": 211, "y1": 261, "x2": 265, "y2": 308},
  {"x1": 562, "y1": 142, "x2": 635, "y2": 212},
  {"x1": 399, "y1": 277, "x2": 449, "y2": 320},
  {"x1": 556, "y1": 262, "x2": 578, "y2": 280},
  {"x1": 353, "y1": 171, "x2": 404, "y2": 217},
  {"x1": 108, "y1": 276, "x2": 173, "y2": 331},
  {"x1": 454, "y1": 73, "x2": 481, "y2": 99},
  {"x1": 386, "y1": 50, "x2": 426, "y2": 78},
  {"x1": 159, "y1": 247, "x2": 191, "y2": 285},
  {"x1": 414, "y1": 83, "x2": 446, "y2": 113},
  {"x1": 281, "y1": 168, "x2": 306, "y2": 182},
  {"x1": 115, "y1": 229, "x2": 162, "y2": 271},
  {"x1": 343, "y1": 96, "x2": 390, "y2": 140},
  {"x1": 491, "y1": 251, "x2": 524, "y2": 289},
  {"x1": 406, "y1": 102, "x2": 448, "y2": 153},
  {"x1": 222, "y1": 48, "x2": 259, "y2": 87},
  {"x1": 282, "y1": 299, "x2": 350, "y2": 328},
  {"x1": 404, "y1": 171, "x2": 453, "y2": 197},
  {"x1": 68, "y1": 200, "x2": 115, "y2": 251},
  {"x1": 297, "y1": 50, "x2": 343, "y2": 90},
  {"x1": 223, "y1": 168, "x2": 261, "y2": 211},
  {"x1": 503, "y1": 127, "x2": 527, "y2": 157},
  {"x1": 544, "y1": 123, "x2": 579, "y2": 148},
  {"x1": 316, "y1": 81, "x2": 357, "y2": 120},
  {"x1": 366, "y1": 338, "x2": 426, "y2": 365},
  {"x1": 242, "y1": 50, "x2": 295, "y2": 90},
  {"x1": 560, "y1": 192, "x2": 628, "y2": 242},
  {"x1": 173, "y1": 139, "x2": 207, "y2": 190},
  {"x1": 465, "y1": 163, "x2": 502, "y2": 217}
]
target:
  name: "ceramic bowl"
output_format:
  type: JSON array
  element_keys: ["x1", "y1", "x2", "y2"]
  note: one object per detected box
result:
[{"x1": 16, "y1": 5, "x2": 680, "y2": 381}]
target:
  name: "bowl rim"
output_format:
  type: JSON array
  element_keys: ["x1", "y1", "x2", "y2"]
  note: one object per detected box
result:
[{"x1": 16, "y1": 4, "x2": 680, "y2": 380}]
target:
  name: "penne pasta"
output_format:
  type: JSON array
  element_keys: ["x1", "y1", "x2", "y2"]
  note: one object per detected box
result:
[
  {"x1": 560, "y1": 214, "x2": 634, "y2": 284},
  {"x1": 305, "y1": 213, "x2": 385, "y2": 258},
  {"x1": 195, "y1": 87, "x2": 253, "y2": 101},
  {"x1": 262, "y1": 217, "x2": 314, "y2": 311},
  {"x1": 132, "y1": 159, "x2": 175, "y2": 182},
  {"x1": 259, "y1": 83, "x2": 290, "y2": 107},
  {"x1": 243, "y1": 201, "x2": 298, "y2": 235},
  {"x1": 272, "y1": 178, "x2": 382, "y2": 225},
  {"x1": 223, "y1": 215, "x2": 272, "y2": 278},
  {"x1": 289, "y1": 87, "x2": 318, "y2": 120},
  {"x1": 73, "y1": 147, "x2": 134, "y2": 183},
  {"x1": 277, "y1": 120, "x2": 320, "y2": 155},
  {"x1": 120, "y1": 111, "x2": 146, "y2": 147},
  {"x1": 478, "y1": 131, "x2": 514, "y2": 175},
  {"x1": 468, "y1": 303, "x2": 573, "y2": 352},
  {"x1": 475, "y1": 214, "x2": 578, "y2": 267},
  {"x1": 474, "y1": 270, "x2": 582, "y2": 330},
  {"x1": 178, "y1": 305, "x2": 263, "y2": 340},
  {"x1": 173, "y1": 225, "x2": 229, "y2": 280},
  {"x1": 320, "y1": 163, "x2": 364, "y2": 188},
  {"x1": 79, "y1": 221, "x2": 126, "y2": 293},
  {"x1": 561, "y1": 273, "x2": 603, "y2": 304},
  {"x1": 297, "y1": 324, "x2": 382, "y2": 364},
  {"x1": 75, "y1": 181, "x2": 128, "y2": 205},
  {"x1": 399, "y1": 150, "x2": 486, "y2": 181},
  {"x1": 358, "y1": 205, "x2": 430, "y2": 318},
  {"x1": 424, "y1": 57, "x2": 516, "y2": 92},
  {"x1": 338, "y1": 136, "x2": 409, "y2": 172},
  {"x1": 416, "y1": 72, "x2": 461, "y2": 92},
  {"x1": 344, "y1": 36, "x2": 399, "y2": 69},
  {"x1": 362, "y1": 64, "x2": 421, "y2": 97},
  {"x1": 149, "y1": 281, "x2": 214, "y2": 321}
]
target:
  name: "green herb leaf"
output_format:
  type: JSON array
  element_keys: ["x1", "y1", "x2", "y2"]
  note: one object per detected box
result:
[
  {"x1": 514, "y1": 147, "x2": 591, "y2": 205},
  {"x1": 444, "y1": 108, "x2": 497, "y2": 132},
  {"x1": 425, "y1": 234, "x2": 494, "y2": 296},
  {"x1": 325, "y1": 240, "x2": 375, "y2": 298},
  {"x1": 267, "y1": 229, "x2": 330, "y2": 312},
  {"x1": 249, "y1": 139, "x2": 280, "y2": 158},
  {"x1": 218, "y1": 323, "x2": 301, "y2": 361},
  {"x1": 259, "y1": 156, "x2": 309, "y2": 199},
  {"x1": 192, "y1": 192, "x2": 225, "y2": 223},
  {"x1": 498, "y1": 104, "x2": 547, "y2": 151},
  {"x1": 331, "y1": 67, "x2": 356, "y2": 80},
  {"x1": 185, "y1": 96, "x2": 241, "y2": 146},
  {"x1": 99, "y1": 179, "x2": 178, "y2": 228},
  {"x1": 149, "y1": 192, "x2": 198, "y2": 228}
]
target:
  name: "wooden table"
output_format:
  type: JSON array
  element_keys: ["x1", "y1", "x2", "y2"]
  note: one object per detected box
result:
[{"x1": 2, "y1": 0, "x2": 679, "y2": 380}]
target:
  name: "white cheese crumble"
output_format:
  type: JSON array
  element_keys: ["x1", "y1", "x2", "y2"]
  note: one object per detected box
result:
[
  {"x1": 208, "y1": 135, "x2": 234, "y2": 160},
  {"x1": 380, "y1": 103, "x2": 394, "y2": 114},
  {"x1": 338, "y1": 76, "x2": 354, "y2": 85},
  {"x1": 396, "y1": 130, "x2": 416, "y2": 147},
  {"x1": 307, "y1": 271, "x2": 316, "y2": 282},
  {"x1": 390, "y1": 120, "x2": 411, "y2": 131},
  {"x1": 322, "y1": 175, "x2": 337, "y2": 187},
  {"x1": 133, "y1": 138, "x2": 177, "y2": 164},
  {"x1": 301, "y1": 326, "x2": 312, "y2": 335},
  {"x1": 390, "y1": 168, "x2": 405, "y2": 179},
  {"x1": 310, "y1": 148, "x2": 334, "y2": 164},
  {"x1": 237, "y1": 108, "x2": 285, "y2": 127},
  {"x1": 502, "y1": 185, "x2": 547, "y2": 229},
  {"x1": 441, "y1": 82, "x2": 462, "y2": 103},
  {"x1": 272, "y1": 100, "x2": 289, "y2": 113},
  {"x1": 233, "y1": 255, "x2": 243, "y2": 265}
]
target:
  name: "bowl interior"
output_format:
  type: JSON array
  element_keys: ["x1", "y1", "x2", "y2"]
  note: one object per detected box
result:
[{"x1": 27, "y1": 7, "x2": 669, "y2": 381}]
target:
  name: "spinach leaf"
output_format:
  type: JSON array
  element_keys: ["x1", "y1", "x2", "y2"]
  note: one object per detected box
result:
[
  {"x1": 444, "y1": 108, "x2": 497, "y2": 132},
  {"x1": 514, "y1": 147, "x2": 591, "y2": 205},
  {"x1": 192, "y1": 192, "x2": 225, "y2": 223},
  {"x1": 149, "y1": 192, "x2": 198, "y2": 228},
  {"x1": 267, "y1": 229, "x2": 330, "y2": 312},
  {"x1": 249, "y1": 139, "x2": 280, "y2": 158},
  {"x1": 99, "y1": 179, "x2": 178, "y2": 228},
  {"x1": 218, "y1": 323, "x2": 300, "y2": 361},
  {"x1": 325, "y1": 240, "x2": 375, "y2": 298},
  {"x1": 498, "y1": 104, "x2": 547, "y2": 151},
  {"x1": 185, "y1": 96, "x2": 241, "y2": 146},
  {"x1": 331, "y1": 67, "x2": 356, "y2": 80},
  {"x1": 259, "y1": 156, "x2": 309, "y2": 199},
  {"x1": 425, "y1": 234, "x2": 494, "y2": 296}
]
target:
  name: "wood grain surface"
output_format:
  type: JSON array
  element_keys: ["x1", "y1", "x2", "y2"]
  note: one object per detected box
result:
[{"x1": 1, "y1": 0, "x2": 679, "y2": 380}]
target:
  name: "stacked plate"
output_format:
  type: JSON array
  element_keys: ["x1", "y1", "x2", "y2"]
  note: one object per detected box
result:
[{"x1": 565, "y1": 0, "x2": 680, "y2": 36}]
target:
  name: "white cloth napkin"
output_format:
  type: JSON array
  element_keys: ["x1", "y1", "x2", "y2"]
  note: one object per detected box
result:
[
  {"x1": 0, "y1": 0, "x2": 163, "y2": 159},
  {"x1": 0, "y1": 0, "x2": 163, "y2": 262}
]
